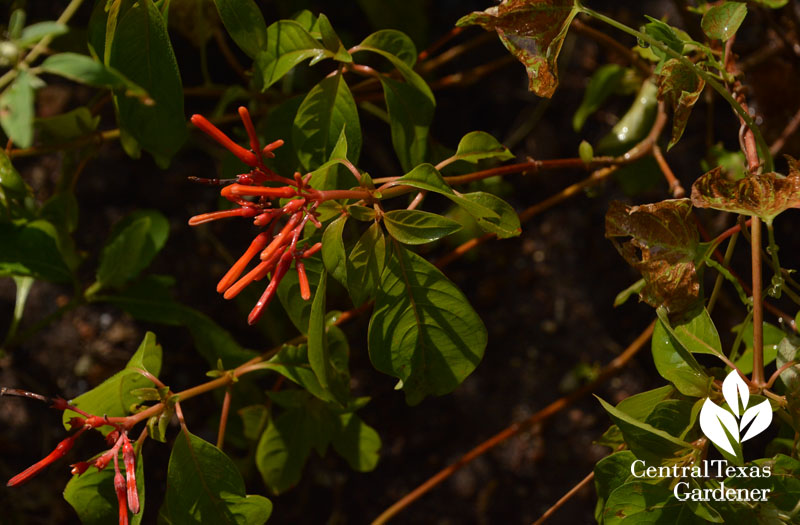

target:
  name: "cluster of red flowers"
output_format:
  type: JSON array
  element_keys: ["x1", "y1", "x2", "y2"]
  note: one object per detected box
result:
[
  {"x1": 189, "y1": 107, "x2": 322, "y2": 324},
  {"x1": 4, "y1": 390, "x2": 139, "y2": 525}
]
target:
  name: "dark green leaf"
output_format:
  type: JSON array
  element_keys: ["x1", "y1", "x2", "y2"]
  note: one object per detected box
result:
[
  {"x1": 651, "y1": 318, "x2": 712, "y2": 397},
  {"x1": 17, "y1": 21, "x2": 67, "y2": 47},
  {"x1": 110, "y1": 0, "x2": 187, "y2": 167},
  {"x1": 457, "y1": 0, "x2": 579, "y2": 97},
  {"x1": 383, "y1": 209, "x2": 461, "y2": 245},
  {"x1": 0, "y1": 220, "x2": 73, "y2": 283},
  {"x1": 354, "y1": 34, "x2": 433, "y2": 101},
  {"x1": 347, "y1": 222, "x2": 386, "y2": 307},
  {"x1": 293, "y1": 74, "x2": 361, "y2": 171},
  {"x1": 643, "y1": 16, "x2": 685, "y2": 57},
  {"x1": 368, "y1": 242, "x2": 487, "y2": 404},
  {"x1": 644, "y1": 399, "x2": 695, "y2": 438},
  {"x1": 163, "y1": 430, "x2": 272, "y2": 524},
  {"x1": 278, "y1": 256, "x2": 323, "y2": 333},
  {"x1": 691, "y1": 166, "x2": 800, "y2": 224},
  {"x1": 213, "y1": 0, "x2": 268, "y2": 58},
  {"x1": 594, "y1": 450, "x2": 637, "y2": 522},
  {"x1": 41, "y1": 192, "x2": 79, "y2": 234},
  {"x1": 358, "y1": 29, "x2": 417, "y2": 67},
  {"x1": 573, "y1": 64, "x2": 626, "y2": 131},
  {"x1": 317, "y1": 14, "x2": 351, "y2": 62},
  {"x1": 34, "y1": 107, "x2": 100, "y2": 145},
  {"x1": 0, "y1": 70, "x2": 35, "y2": 148},
  {"x1": 64, "y1": 447, "x2": 145, "y2": 525},
  {"x1": 380, "y1": 76, "x2": 433, "y2": 172},
  {"x1": 331, "y1": 412, "x2": 381, "y2": 472},
  {"x1": 321, "y1": 214, "x2": 348, "y2": 285},
  {"x1": 238, "y1": 404, "x2": 268, "y2": 441},
  {"x1": 40, "y1": 53, "x2": 148, "y2": 100},
  {"x1": 308, "y1": 270, "x2": 336, "y2": 396},
  {"x1": 657, "y1": 59, "x2": 705, "y2": 149},
  {"x1": 597, "y1": 396, "x2": 694, "y2": 466},
  {"x1": 63, "y1": 332, "x2": 162, "y2": 430},
  {"x1": 258, "y1": 340, "x2": 348, "y2": 404},
  {"x1": 255, "y1": 20, "x2": 332, "y2": 90},
  {"x1": 701, "y1": 2, "x2": 747, "y2": 41},
  {"x1": 605, "y1": 199, "x2": 701, "y2": 314},
  {"x1": 458, "y1": 192, "x2": 520, "y2": 238},
  {"x1": 307, "y1": 127, "x2": 355, "y2": 191},
  {"x1": 603, "y1": 482, "x2": 708, "y2": 524}
]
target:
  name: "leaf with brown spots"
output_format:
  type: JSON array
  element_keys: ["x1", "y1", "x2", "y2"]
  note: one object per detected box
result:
[
  {"x1": 657, "y1": 59, "x2": 705, "y2": 150},
  {"x1": 691, "y1": 161, "x2": 800, "y2": 224},
  {"x1": 456, "y1": 0, "x2": 579, "y2": 98},
  {"x1": 605, "y1": 199, "x2": 701, "y2": 314}
]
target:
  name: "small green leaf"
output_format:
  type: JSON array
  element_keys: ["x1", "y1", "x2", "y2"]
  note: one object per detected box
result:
[
  {"x1": 238, "y1": 404, "x2": 268, "y2": 441},
  {"x1": 40, "y1": 53, "x2": 148, "y2": 100},
  {"x1": 643, "y1": 16, "x2": 685, "y2": 58},
  {"x1": 64, "y1": 447, "x2": 145, "y2": 525},
  {"x1": 255, "y1": 20, "x2": 332, "y2": 90},
  {"x1": 0, "y1": 70, "x2": 35, "y2": 148},
  {"x1": 457, "y1": 0, "x2": 579, "y2": 97},
  {"x1": 596, "y1": 81, "x2": 658, "y2": 155},
  {"x1": 321, "y1": 214, "x2": 348, "y2": 285},
  {"x1": 651, "y1": 318, "x2": 712, "y2": 397},
  {"x1": 749, "y1": 0, "x2": 788, "y2": 7},
  {"x1": 702, "y1": 2, "x2": 747, "y2": 41},
  {"x1": 578, "y1": 140, "x2": 594, "y2": 165},
  {"x1": 605, "y1": 199, "x2": 701, "y2": 313},
  {"x1": 616, "y1": 385, "x2": 675, "y2": 421},
  {"x1": 34, "y1": 107, "x2": 100, "y2": 146},
  {"x1": 293, "y1": 74, "x2": 361, "y2": 170},
  {"x1": 109, "y1": 0, "x2": 187, "y2": 167},
  {"x1": 17, "y1": 21, "x2": 67, "y2": 47},
  {"x1": 347, "y1": 222, "x2": 386, "y2": 307},
  {"x1": 458, "y1": 192, "x2": 520, "y2": 238},
  {"x1": 347, "y1": 205, "x2": 376, "y2": 222},
  {"x1": 63, "y1": 332, "x2": 162, "y2": 431},
  {"x1": 573, "y1": 64, "x2": 626, "y2": 131},
  {"x1": 614, "y1": 279, "x2": 645, "y2": 307},
  {"x1": 593, "y1": 450, "x2": 637, "y2": 522},
  {"x1": 368, "y1": 242, "x2": 487, "y2": 404},
  {"x1": 0, "y1": 220, "x2": 73, "y2": 283},
  {"x1": 358, "y1": 29, "x2": 417, "y2": 67},
  {"x1": 331, "y1": 412, "x2": 381, "y2": 472},
  {"x1": 691, "y1": 165, "x2": 800, "y2": 224},
  {"x1": 380, "y1": 76, "x2": 433, "y2": 172},
  {"x1": 658, "y1": 307, "x2": 723, "y2": 358},
  {"x1": 317, "y1": 14, "x2": 351, "y2": 62},
  {"x1": 384, "y1": 209, "x2": 461, "y2": 245},
  {"x1": 163, "y1": 429, "x2": 272, "y2": 523},
  {"x1": 213, "y1": 0, "x2": 268, "y2": 59},
  {"x1": 657, "y1": 59, "x2": 705, "y2": 149},
  {"x1": 308, "y1": 270, "x2": 337, "y2": 398},
  {"x1": 597, "y1": 396, "x2": 694, "y2": 466},
  {"x1": 445, "y1": 131, "x2": 514, "y2": 166}
]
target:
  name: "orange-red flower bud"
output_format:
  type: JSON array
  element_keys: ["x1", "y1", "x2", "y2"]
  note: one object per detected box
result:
[
  {"x1": 7, "y1": 433, "x2": 79, "y2": 486},
  {"x1": 190, "y1": 114, "x2": 259, "y2": 167},
  {"x1": 122, "y1": 440, "x2": 139, "y2": 514}
]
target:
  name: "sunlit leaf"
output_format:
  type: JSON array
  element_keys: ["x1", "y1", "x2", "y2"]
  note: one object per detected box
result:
[
  {"x1": 457, "y1": 0, "x2": 579, "y2": 98},
  {"x1": 383, "y1": 209, "x2": 462, "y2": 245},
  {"x1": 657, "y1": 59, "x2": 705, "y2": 149},
  {"x1": 605, "y1": 199, "x2": 701, "y2": 313},
  {"x1": 701, "y1": 2, "x2": 747, "y2": 41},
  {"x1": 255, "y1": 20, "x2": 333, "y2": 90},
  {"x1": 691, "y1": 165, "x2": 800, "y2": 224}
]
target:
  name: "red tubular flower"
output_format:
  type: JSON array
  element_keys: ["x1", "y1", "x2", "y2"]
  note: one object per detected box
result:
[
  {"x1": 114, "y1": 469, "x2": 129, "y2": 525},
  {"x1": 7, "y1": 429, "x2": 84, "y2": 486},
  {"x1": 217, "y1": 231, "x2": 272, "y2": 293},
  {"x1": 122, "y1": 440, "x2": 139, "y2": 514},
  {"x1": 248, "y1": 251, "x2": 294, "y2": 325},
  {"x1": 238, "y1": 106, "x2": 261, "y2": 157},
  {"x1": 228, "y1": 184, "x2": 297, "y2": 199},
  {"x1": 70, "y1": 461, "x2": 90, "y2": 476},
  {"x1": 190, "y1": 114, "x2": 259, "y2": 167},
  {"x1": 296, "y1": 260, "x2": 311, "y2": 300},
  {"x1": 188, "y1": 206, "x2": 259, "y2": 226},
  {"x1": 262, "y1": 139, "x2": 285, "y2": 158}
]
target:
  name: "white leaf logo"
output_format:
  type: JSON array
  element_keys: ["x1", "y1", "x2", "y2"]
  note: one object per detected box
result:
[{"x1": 698, "y1": 371, "x2": 773, "y2": 459}]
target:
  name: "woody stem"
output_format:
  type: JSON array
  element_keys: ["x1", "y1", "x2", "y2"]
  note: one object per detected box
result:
[{"x1": 751, "y1": 216, "x2": 765, "y2": 387}]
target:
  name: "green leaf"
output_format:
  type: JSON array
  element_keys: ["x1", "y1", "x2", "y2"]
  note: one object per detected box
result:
[
  {"x1": 40, "y1": 53, "x2": 149, "y2": 100},
  {"x1": 64, "y1": 447, "x2": 145, "y2": 525},
  {"x1": 255, "y1": 20, "x2": 332, "y2": 90},
  {"x1": 358, "y1": 29, "x2": 417, "y2": 67},
  {"x1": 258, "y1": 342, "x2": 347, "y2": 403},
  {"x1": 597, "y1": 396, "x2": 694, "y2": 466},
  {"x1": 456, "y1": 0, "x2": 579, "y2": 98},
  {"x1": 658, "y1": 307, "x2": 723, "y2": 357},
  {"x1": 603, "y1": 481, "x2": 708, "y2": 524},
  {"x1": 701, "y1": 2, "x2": 747, "y2": 41},
  {"x1": 643, "y1": 15, "x2": 685, "y2": 59},
  {"x1": 347, "y1": 221, "x2": 386, "y2": 307},
  {"x1": 41, "y1": 191, "x2": 79, "y2": 234},
  {"x1": 750, "y1": 0, "x2": 788, "y2": 6},
  {"x1": 109, "y1": 0, "x2": 187, "y2": 167},
  {"x1": 97, "y1": 275, "x2": 256, "y2": 367},
  {"x1": 457, "y1": 192, "x2": 520, "y2": 238},
  {"x1": 731, "y1": 321, "x2": 784, "y2": 374},
  {"x1": 277, "y1": 256, "x2": 323, "y2": 333},
  {"x1": 776, "y1": 337, "x2": 800, "y2": 389},
  {"x1": 163, "y1": 430, "x2": 272, "y2": 524},
  {"x1": 615, "y1": 385, "x2": 675, "y2": 421},
  {"x1": 308, "y1": 270, "x2": 335, "y2": 394},
  {"x1": 307, "y1": 127, "x2": 354, "y2": 191},
  {"x1": 331, "y1": 412, "x2": 381, "y2": 472},
  {"x1": 657, "y1": 59, "x2": 705, "y2": 149},
  {"x1": 380, "y1": 76, "x2": 433, "y2": 172},
  {"x1": 651, "y1": 318, "x2": 712, "y2": 397},
  {"x1": 238, "y1": 404, "x2": 268, "y2": 441},
  {"x1": 95, "y1": 210, "x2": 169, "y2": 290},
  {"x1": 63, "y1": 332, "x2": 162, "y2": 430},
  {"x1": 605, "y1": 199, "x2": 701, "y2": 314},
  {"x1": 321, "y1": 214, "x2": 348, "y2": 286},
  {"x1": 644, "y1": 399, "x2": 695, "y2": 439},
  {"x1": 573, "y1": 64, "x2": 626, "y2": 131},
  {"x1": 594, "y1": 450, "x2": 637, "y2": 522},
  {"x1": 368, "y1": 242, "x2": 487, "y2": 404},
  {"x1": 0, "y1": 220, "x2": 73, "y2": 282},
  {"x1": 691, "y1": 165, "x2": 800, "y2": 224},
  {"x1": 17, "y1": 21, "x2": 68, "y2": 47},
  {"x1": 293, "y1": 74, "x2": 361, "y2": 171},
  {"x1": 596, "y1": 81, "x2": 658, "y2": 155},
  {"x1": 383, "y1": 209, "x2": 462, "y2": 245},
  {"x1": 0, "y1": 70, "x2": 35, "y2": 148},
  {"x1": 347, "y1": 204, "x2": 376, "y2": 222},
  {"x1": 34, "y1": 107, "x2": 100, "y2": 146},
  {"x1": 213, "y1": 0, "x2": 267, "y2": 58},
  {"x1": 317, "y1": 14, "x2": 351, "y2": 62},
  {"x1": 448, "y1": 131, "x2": 514, "y2": 165}
]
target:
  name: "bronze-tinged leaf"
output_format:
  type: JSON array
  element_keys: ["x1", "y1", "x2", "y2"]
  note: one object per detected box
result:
[
  {"x1": 456, "y1": 0, "x2": 578, "y2": 98},
  {"x1": 691, "y1": 165, "x2": 800, "y2": 224},
  {"x1": 605, "y1": 199, "x2": 701, "y2": 313},
  {"x1": 657, "y1": 59, "x2": 705, "y2": 150}
]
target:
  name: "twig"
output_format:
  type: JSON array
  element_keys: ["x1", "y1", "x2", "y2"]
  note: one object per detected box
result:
[
  {"x1": 370, "y1": 321, "x2": 656, "y2": 525},
  {"x1": 652, "y1": 144, "x2": 685, "y2": 197},
  {"x1": 751, "y1": 217, "x2": 766, "y2": 386},
  {"x1": 217, "y1": 385, "x2": 233, "y2": 449},
  {"x1": 766, "y1": 361, "x2": 798, "y2": 390},
  {"x1": 532, "y1": 471, "x2": 595, "y2": 525}
]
